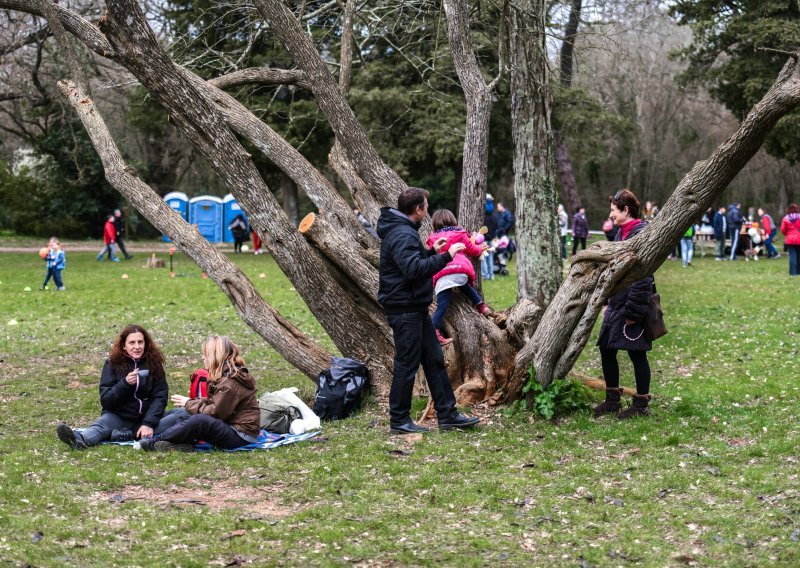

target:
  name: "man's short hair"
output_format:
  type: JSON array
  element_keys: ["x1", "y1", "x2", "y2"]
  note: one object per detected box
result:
[{"x1": 397, "y1": 187, "x2": 429, "y2": 215}]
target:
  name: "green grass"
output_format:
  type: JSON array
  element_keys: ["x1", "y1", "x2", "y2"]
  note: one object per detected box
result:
[{"x1": 0, "y1": 248, "x2": 798, "y2": 566}]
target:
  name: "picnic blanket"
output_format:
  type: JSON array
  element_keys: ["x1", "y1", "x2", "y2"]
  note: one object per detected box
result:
[
  {"x1": 197, "y1": 429, "x2": 320, "y2": 452},
  {"x1": 84, "y1": 428, "x2": 321, "y2": 452}
]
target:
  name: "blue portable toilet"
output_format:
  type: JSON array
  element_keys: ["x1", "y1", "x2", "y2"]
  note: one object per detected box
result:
[
  {"x1": 189, "y1": 195, "x2": 224, "y2": 243},
  {"x1": 162, "y1": 191, "x2": 189, "y2": 242},
  {"x1": 222, "y1": 194, "x2": 249, "y2": 243}
]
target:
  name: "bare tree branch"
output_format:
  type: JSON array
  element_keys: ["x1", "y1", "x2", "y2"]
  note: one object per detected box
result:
[
  {"x1": 0, "y1": 23, "x2": 49, "y2": 56},
  {"x1": 57, "y1": 79, "x2": 333, "y2": 379},
  {"x1": 337, "y1": 0, "x2": 356, "y2": 94},
  {"x1": 0, "y1": 0, "x2": 113, "y2": 56},
  {"x1": 208, "y1": 67, "x2": 312, "y2": 90}
]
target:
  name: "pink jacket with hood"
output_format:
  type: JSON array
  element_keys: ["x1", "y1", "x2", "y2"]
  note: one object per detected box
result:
[
  {"x1": 425, "y1": 226, "x2": 484, "y2": 286},
  {"x1": 780, "y1": 213, "x2": 800, "y2": 245}
]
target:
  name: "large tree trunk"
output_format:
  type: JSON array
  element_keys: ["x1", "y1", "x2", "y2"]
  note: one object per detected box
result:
[
  {"x1": 97, "y1": 0, "x2": 397, "y2": 391},
  {"x1": 510, "y1": 0, "x2": 561, "y2": 307}
]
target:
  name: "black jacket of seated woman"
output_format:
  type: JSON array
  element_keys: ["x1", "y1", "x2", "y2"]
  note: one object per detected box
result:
[{"x1": 594, "y1": 189, "x2": 656, "y2": 419}]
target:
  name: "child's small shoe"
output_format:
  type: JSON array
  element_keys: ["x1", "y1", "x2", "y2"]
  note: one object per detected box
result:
[
  {"x1": 476, "y1": 303, "x2": 492, "y2": 316},
  {"x1": 436, "y1": 330, "x2": 453, "y2": 345}
]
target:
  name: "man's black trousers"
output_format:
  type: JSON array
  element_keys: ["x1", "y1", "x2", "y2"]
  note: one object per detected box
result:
[{"x1": 386, "y1": 311, "x2": 457, "y2": 426}]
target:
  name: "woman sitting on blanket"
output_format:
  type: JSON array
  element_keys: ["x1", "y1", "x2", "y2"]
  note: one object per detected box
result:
[
  {"x1": 56, "y1": 324, "x2": 169, "y2": 450},
  {"x1": 140, "y1": 335, "x2": 260, "y2": 452}
]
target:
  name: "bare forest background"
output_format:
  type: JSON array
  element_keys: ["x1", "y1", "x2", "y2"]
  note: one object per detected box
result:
[{"x1": 1, "y1": 1, "x2": 797, "y2": 239}]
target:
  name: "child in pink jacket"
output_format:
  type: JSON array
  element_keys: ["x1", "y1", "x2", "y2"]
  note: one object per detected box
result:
[{"x1": 426, "y1": 209, "x2": 492, "y2": 344}]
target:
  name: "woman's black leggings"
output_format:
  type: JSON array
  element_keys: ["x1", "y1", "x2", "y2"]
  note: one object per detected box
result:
[{"x1": 599, "y1": 345, "x2": 651, "y2": 395}]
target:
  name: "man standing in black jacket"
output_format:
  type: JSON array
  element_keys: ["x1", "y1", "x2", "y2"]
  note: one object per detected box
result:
[{"x1": 377, "y1": 188, "x2": 480, "y2": 434}]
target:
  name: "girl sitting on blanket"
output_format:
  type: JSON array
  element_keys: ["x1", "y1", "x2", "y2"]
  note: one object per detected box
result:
[
  {"x1": 141, "y1": 335, "x2": 260, "y2": 452},
  {"x1": 56, "y1": 325, "x2": 169, "y2": 450}
]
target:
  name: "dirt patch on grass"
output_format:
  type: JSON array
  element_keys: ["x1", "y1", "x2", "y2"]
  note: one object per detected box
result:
[{"x1": 94, "y1": 478, "x2": 297, "y2": 517}]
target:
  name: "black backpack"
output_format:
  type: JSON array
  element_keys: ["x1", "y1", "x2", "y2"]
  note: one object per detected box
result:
[{"x1": 312, "y1": 357, "x2": 370, "y2": 421}]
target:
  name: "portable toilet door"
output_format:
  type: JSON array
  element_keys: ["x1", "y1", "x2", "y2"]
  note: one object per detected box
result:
[
  {"x1": 162, "y1": 191, "x2": 189, "y2": 242},
  {"x1": 222, "y1": 194, "x2": 249, "y2": 243},
  {"x1": 189, "y1": 195, "x2": 224, "y2": 243}
]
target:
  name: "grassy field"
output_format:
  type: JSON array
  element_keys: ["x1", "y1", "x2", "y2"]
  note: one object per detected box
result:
[{"x1": 0, "y1": 245, "x2": 798, "y2": 566}]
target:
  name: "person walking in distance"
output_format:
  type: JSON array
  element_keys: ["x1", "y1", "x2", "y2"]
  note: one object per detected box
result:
[
  {"x1": 97, "y1": 214, "x2": 120, "y2": 262},
  {"x1": 376, "y1": 188, "x2": 480, "y2": 435},
  {"x1": 572, "y1": 206, "x2": 588, "y2": 256},
  {"x1": 780, "y1": 203, "x2": 800, "y2": 276},
  {"x1": 726, "y1": 202, "x2": 744, "y2": 260},
  {"x1": 758, "y1": 207, "x2": 780, "y2": 259},
  {"x1": 558, "y1": 204, "x2": 568, "y2": 260},
  {"x1": 713, "y1": 205, "x2": 727, "y2": 261},
  {"x1": 113, "y1": 208, "x2": 134, "y2": 260}
]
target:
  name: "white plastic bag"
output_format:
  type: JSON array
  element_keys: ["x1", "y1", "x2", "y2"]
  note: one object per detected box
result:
[{"x1": 271, "y1": 387, "x2": 321, "y2": 434}]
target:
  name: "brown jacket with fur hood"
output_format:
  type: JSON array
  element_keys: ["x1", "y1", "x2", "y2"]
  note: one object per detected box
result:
[{"x1": 184, "y1": 367, "x2": 260, "y2": 438}]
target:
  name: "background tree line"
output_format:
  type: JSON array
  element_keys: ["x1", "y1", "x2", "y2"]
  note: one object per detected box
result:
[{"x1": 0, "y1": 0, "x2": 797, "y2": 239}]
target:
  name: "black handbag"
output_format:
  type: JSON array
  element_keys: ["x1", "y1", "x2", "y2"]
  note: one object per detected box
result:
[{"x1": 643, "y1": 284, "x2": 667, "y2": 341}]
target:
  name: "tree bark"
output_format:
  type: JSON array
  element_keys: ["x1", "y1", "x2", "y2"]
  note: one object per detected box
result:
[
  {"x1": 559, "y1": 0, "x2": 582, "y2": 88},
  {"x1": 208, "y1": 67, "x2": 311, "y2": 91},
  {"x1": 299, "y1": 212, "x2": 380, "y2": 302},
  {"x1": 279, "y1": 173, "x2": 299, "y2": 226},
  {"x1": 442, "y1": 0, "x2": 497, "y2": 233},
  {"x1": 555, "y1": 132, "x2": 582, "y2": 214},
  {"x1": 509, "y1": 0, "x2": 561, "y2": 306}
]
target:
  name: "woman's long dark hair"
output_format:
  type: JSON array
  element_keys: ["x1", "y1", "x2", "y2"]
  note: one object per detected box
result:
[{"x1": 108, "y1": 324, "x2": 165, "y2": 381}]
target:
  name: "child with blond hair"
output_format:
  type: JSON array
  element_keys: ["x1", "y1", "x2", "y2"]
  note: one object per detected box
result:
[{"x1": 42, "y1": 237, "x2": 66, "y2": 291}]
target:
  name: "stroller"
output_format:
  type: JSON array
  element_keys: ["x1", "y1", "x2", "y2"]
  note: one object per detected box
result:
[{"x1": 492, "y1": 235, "x2": 517, "y2": 276}]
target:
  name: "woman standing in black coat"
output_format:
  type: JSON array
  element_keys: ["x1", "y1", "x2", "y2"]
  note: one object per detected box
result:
[{"x1": 594, "y1": 189, "x2": 655, "y2": 419}]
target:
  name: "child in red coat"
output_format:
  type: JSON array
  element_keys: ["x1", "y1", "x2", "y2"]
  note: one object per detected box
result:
[
  {"x1": 97, "y1": 214, "x2": 121, "y2": 262},
  {"x1": 426, "y1": 209, "x2": 492, "y2": 344}
]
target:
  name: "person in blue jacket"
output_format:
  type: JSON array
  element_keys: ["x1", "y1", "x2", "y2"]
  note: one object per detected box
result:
[
  {"x1": 726, "y1": 202, "x2": 744, "y2": 260},
  {"x1": 56, "y1": 325, "x2": 169, "y2": 449},
  {"x1": 42, "y1": 237, "x2": 66, "y2": 291},
  {"x1": 376, "y1": 187, "x2": 480, "y2": 435}
]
